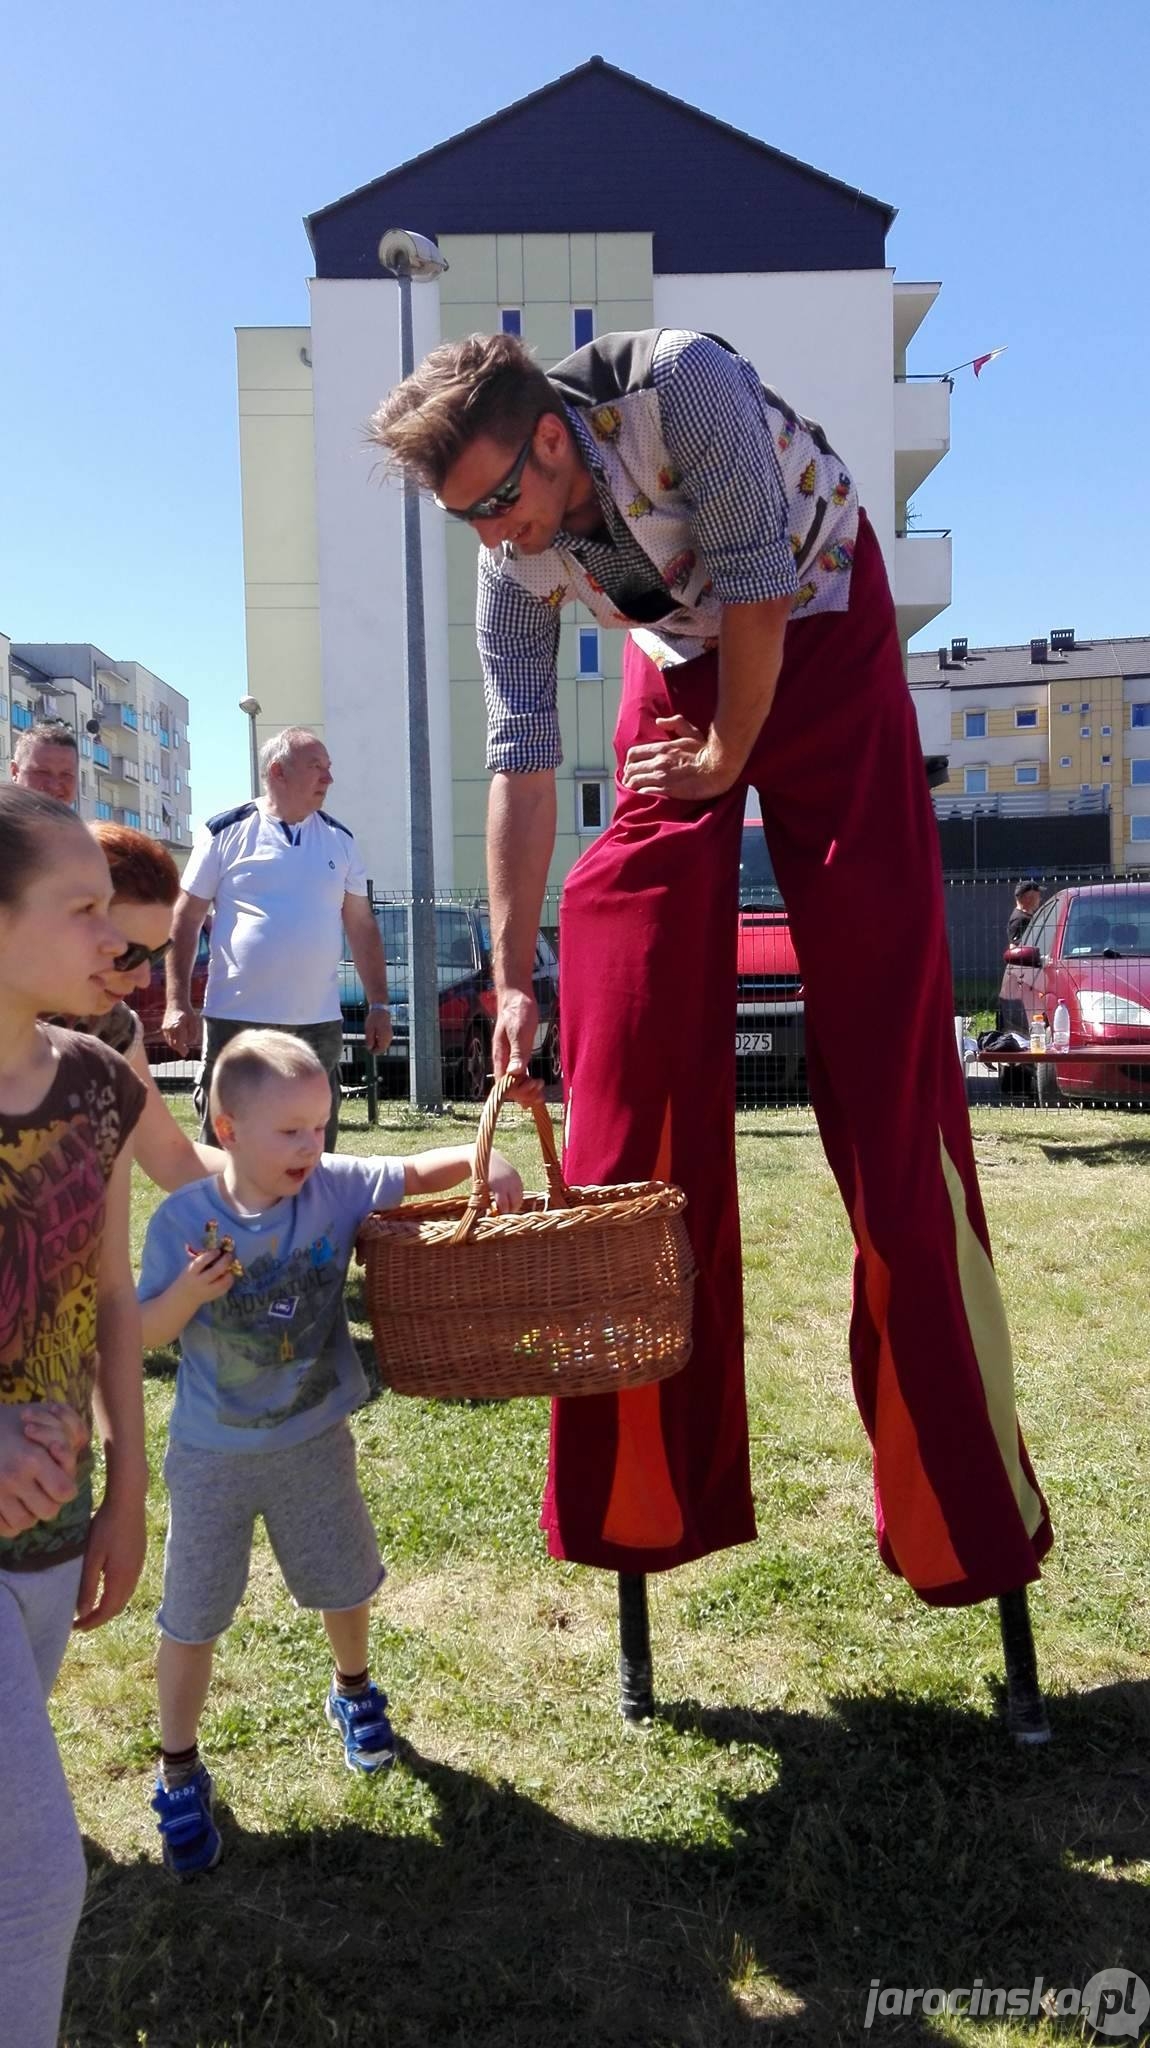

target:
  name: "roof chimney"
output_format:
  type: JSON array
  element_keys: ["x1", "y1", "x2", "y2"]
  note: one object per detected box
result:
[
  {"x1": 937, "y1": 647, "x2": 949, "y2": 672},
  {"x1": 1030, "y1": 637, "x2": 1049, "y2": 665},
  {"x1": 1050, "y1": 627, "x2": 1075, "y2": 652},
  {"x1": 950, "y1": 636, "x2": 968, "y2": 662}
]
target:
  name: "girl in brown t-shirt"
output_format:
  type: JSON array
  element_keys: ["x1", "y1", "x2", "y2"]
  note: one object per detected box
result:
[{"x1": 0, "y1": 786, "x2": 147, "y2": 2048}]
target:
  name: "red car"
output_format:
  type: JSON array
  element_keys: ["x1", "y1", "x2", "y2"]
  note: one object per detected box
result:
[
  {"x1": 737, "y1": 824, "x2": 805, "y2": 1098},
  {"x1": 128, "y1": 927, "x2": 210, "y2": 1062},
  {"x1": 998, "y1": 883, "x2": 1150, "y2": 1104}
]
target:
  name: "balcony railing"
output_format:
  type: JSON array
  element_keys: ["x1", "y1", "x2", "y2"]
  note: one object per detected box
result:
[{"x1": 934, "y1": 789, "x2": 1109, "y2": 819}]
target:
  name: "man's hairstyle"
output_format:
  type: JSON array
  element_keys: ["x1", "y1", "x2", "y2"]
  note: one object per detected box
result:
[
  {"x1": 91, "y1": 821, "x2": 181, "y2": 907},
  {"x1": 367, "y1": 332, "x2": 559, "y2": 494},
  {"x1": 0, "y1": 784, "x2": 87, "y2": 908},
  {"x1": 1014, "y1": 879, "x2": 1041, "y2": 901},
  {"x1": 258, "y1": 726, "x2": 323, "y2": 786},
  {"x1": 210, "y1": 1028, "x2": 327, "y2": 1120},
  {"x1": 13, "y1": 721, "x2": 79, "y2": 767}
]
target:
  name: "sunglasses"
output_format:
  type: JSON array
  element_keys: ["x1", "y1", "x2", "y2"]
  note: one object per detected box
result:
[
  {"x1": 437, "y1": 433, "x2": 535, "y2": 523},
  {"x1": 112, "y1": 936, "x2": 173, "y2": 974}
]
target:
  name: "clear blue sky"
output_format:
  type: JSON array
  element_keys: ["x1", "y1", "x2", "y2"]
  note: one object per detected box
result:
[{"x1": 3, "y1": 0, "x2": 1146, "y2": 823}]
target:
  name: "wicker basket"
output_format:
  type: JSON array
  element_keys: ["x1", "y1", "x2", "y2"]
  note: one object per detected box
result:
[{"x1": 355, "y1": 1075, "x2": 696, "y2": 1400}]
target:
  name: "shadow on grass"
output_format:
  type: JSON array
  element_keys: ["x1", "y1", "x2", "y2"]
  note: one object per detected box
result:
[
  {"x1": 64, "y1": 1682, "x2": 1150, "y2": 2048},
  {"x1": 999, "y1": 1130, "x2": 1150, "y2": 1168}
]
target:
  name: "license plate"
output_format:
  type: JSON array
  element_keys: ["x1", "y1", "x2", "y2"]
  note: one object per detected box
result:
[{"x1": 735, "y1": 1032, "x2": 773, "y2": 1054}]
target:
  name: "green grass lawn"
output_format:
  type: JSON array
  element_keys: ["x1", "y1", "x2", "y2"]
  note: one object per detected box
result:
[{"x1": 57, "y1": 1096, "x2": 1150, "y2": 2047}]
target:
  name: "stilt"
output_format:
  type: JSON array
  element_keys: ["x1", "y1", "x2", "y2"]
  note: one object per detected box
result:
[
  {"x1": 998, "y1": 1586, "x2": 1050, "y2": 1745},
  {"x1": 617, "y1": 1573, "x2": 654, "y2": 1722}
]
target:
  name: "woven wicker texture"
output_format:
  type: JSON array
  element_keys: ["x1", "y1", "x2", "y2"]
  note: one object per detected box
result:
[{"x1": 356, "y1": 1075, "x2": 696, "y2": 1399}]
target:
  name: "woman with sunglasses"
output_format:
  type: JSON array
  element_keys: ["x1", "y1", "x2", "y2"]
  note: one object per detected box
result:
[{"x1": 50, "y1": 824, "x2": 223, "y2": 1190}]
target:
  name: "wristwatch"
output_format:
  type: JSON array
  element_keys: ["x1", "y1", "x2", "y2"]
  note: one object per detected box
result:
[{"x1": 368, "y1": 1003, "x2": 391, "y2": 1012}]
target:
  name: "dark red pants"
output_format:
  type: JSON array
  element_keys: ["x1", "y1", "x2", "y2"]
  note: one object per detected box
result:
[{"x1": 542, "y1": 514, "x2": 1051, "y2": 1606}]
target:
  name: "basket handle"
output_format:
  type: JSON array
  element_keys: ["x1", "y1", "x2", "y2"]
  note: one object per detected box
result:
[{"x1": 451, "y1": 1073, "x2": 571, "y2": 1243}]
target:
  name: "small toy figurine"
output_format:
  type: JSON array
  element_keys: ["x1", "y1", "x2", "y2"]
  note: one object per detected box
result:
[{"x1": 202, "y1": 1217, "x2": 244, "y2": 1278}]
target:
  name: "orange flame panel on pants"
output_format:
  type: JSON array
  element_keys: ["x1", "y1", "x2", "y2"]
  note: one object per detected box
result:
[{"x1": 601, "y1": 1101, "x2": 685, "y2": 1549}]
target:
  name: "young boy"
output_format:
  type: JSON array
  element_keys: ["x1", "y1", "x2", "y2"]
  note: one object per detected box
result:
[{"x1": 138, "y1": 1028, "x2": 522, "y2": 1879}]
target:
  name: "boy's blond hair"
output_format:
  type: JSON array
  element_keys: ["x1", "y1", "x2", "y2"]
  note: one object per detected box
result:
[{"x1": 210, "y1": 1029, "x2": 327, "y2": 1121}]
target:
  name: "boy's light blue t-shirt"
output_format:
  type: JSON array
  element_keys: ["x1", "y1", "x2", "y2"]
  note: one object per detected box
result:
[{"x1": 138, "y1": 1156, "x2": 405, "y2": 1452}]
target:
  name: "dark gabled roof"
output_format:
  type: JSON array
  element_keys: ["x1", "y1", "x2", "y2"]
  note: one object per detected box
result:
[{"x1": 307, "y1": 57, "x2": 895, "y2": 280}]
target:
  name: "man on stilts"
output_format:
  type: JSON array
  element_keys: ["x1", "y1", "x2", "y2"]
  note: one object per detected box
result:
[{"x1": 372, "y1": 326, "x2": 1052, "y2": 1738}]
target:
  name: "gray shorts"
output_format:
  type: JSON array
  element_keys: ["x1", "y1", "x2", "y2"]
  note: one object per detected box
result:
[{"x1": 158, "y1": 1420, "x2": 385, "y2": 1644}]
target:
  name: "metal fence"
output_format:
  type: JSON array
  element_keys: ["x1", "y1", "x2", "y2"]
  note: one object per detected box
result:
[{"x1": 145, "y1": 871, "x2": 1150, "y2": 1117}]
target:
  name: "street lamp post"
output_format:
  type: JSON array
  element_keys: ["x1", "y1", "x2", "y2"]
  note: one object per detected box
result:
[
  {"x1": 238, "y1": 696, "x2": 261, "y2": 800},
  {"x1": 378, "y1": 229, "x2": 448, "y2": 1112}
]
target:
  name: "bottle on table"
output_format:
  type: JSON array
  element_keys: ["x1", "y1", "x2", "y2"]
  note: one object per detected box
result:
[
  {"x1": 1029, "y1": 1010, "x2": 1049, "y2": 1054},
  {"x1": 1051, "y1": 1001, "x2": 1070, "y2": 1053}
]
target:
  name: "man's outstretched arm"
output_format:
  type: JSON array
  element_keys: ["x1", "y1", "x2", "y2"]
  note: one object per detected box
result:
[{"x1": 486, "y1": 769, "x2": 557, "y2": 1082}]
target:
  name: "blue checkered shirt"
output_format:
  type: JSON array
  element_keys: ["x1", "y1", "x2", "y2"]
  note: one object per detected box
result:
[{"x1": 477, "y1": 329, "x2": 858, "y2": 772}]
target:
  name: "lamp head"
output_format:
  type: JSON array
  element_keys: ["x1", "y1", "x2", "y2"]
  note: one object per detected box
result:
[
  {"x1": 238, "y1": 696, "x2": 261, "y2": 717},
  {"x1": 378, "y1": 229, "x2": 448, "y2": 282}
]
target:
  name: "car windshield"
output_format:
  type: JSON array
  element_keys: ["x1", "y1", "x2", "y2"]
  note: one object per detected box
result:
[
  {"x1": 374, "y1": 905, "x2": 408, "y2": 965},
  {"x1": 739, "y1": 829, "x2": 784, "y2": 907},
  {"x1": 1062, "y1": 894, "x2": 1150, "y2": 957}
]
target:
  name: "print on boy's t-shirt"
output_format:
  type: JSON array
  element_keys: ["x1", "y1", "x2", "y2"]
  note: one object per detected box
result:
[{"x1": 138, "y1": 1155, "x2": 404, "y2": 1451}]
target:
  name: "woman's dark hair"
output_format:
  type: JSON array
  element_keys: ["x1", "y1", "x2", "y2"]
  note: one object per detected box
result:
[{"x1": 0, "y1": 784, "x2": 87, "y2": 909}]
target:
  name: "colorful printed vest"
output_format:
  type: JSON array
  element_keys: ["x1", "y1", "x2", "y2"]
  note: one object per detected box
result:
[{"x1": 490, "y1": 328, "x2": 859, "y2": 668}]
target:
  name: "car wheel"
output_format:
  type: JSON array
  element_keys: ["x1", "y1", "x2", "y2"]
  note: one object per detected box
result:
[
  {"x1": 1035, "y1": 1059, "x2": 1062, "y2": 1109},
  {"x1": 462, "y1": 1023, "x2": 491, "y2": 1104},
  {"x1": 540, "y1": 1018, "x2": 562, "y2": 1085}
]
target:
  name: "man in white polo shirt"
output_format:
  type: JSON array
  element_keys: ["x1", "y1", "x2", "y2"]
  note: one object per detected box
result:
[{"x1": 163, "y1": 728, "x2": 392, "y2": 1149}]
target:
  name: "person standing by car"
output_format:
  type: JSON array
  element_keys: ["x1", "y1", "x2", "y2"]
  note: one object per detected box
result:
[
  {"x1": 9, "y1": 722, "x2": 79, "y2": 807},
  {"x1": 371, "y1": 328, "x2": 1051, "y2": 1615},
  {"x1": 163, "y1": 729, "x2": 392, "y2": 1151},
  {"x1": 1006, "y1": 879, "x2": 1042, "y2": 948}
]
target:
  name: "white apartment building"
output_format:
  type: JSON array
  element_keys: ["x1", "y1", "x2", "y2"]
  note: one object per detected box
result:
[
  {"x1": 237, "y1": 57, "x2": 953, "y2": 890},
  {"x1": 3, "y1": 635, "x2": 194, "y2": 852}
]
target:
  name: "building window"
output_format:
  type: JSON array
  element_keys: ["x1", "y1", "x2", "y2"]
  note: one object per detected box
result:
[
  {"x1": 573, "y1": 307, "x2": 594, "y2": 349},
  {"x1": 1102, "y1": 753, "x2": 1112, "y2": 765},
  {"x1": 95, "y1": 800, "x2": 113, "y2": 821},
  {"x1": 1014, "y1": 708, "x2": 1039, "y2": 729},
  {"x1": 1080, "y1": 702, "x2": 1090, "y2": 713},
  {"x1": 1080, "y1": 783, "x2": 1092, "y2": 794},
  {"x1": 963, "y1": 766, "x2": 988, "y2": 795},
  {"x1": 1132, "y1": 760, "x2": 1150, "y2": 785},
  {"x1": 500, "y1": 309, "x2": 522, "y2": 336},
  {"x1": 1133, "y1": 705, "x2": 1150, "y2": 727},
  {"x1": 963, "y1": 710, "x2": 986, "y2": 739},
  {"x1": 159, "y1": 726, "x2": 170, "y2": 748},
  {"x1": 577, "y1": 779, "x2": 607, "y2": 832},
  {"x1": 577, "y1": 626, "x2": 600, "y2": 676},
  {"x1": 124, "y1": 809, "x2": 140, "y2": 829},
  {"x1": 1102, "y1": 724, "x2": 1112, "y2": 736},
  {"x1": 1059, "y1": 702, "x2": 1072, "y2": 713},
  {"x1": 0, "y1": 695, "x2": 7, "y2": 718},
  {"x1": 1080, "y1": 726, "x2": 1091, "y2": 738},
  {"x1": 1014, "y1": 765, "x2": 1039, "y2": 785},
  {"x1": 1130, "y1": 816, "x2": 1150, "y2": 841},
  {"x1": 79, "y1": 735, "x2": 91, "y2": 758},
  {"x1": 1059, "y1": 755, "x2": 1072, "y2": 768},
  {"x1": 11, "y1": 703, "x2": 33, "y2": 731},
  {"x1": 175, "y1": 774, "x2": 182, "y2": 794}
]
